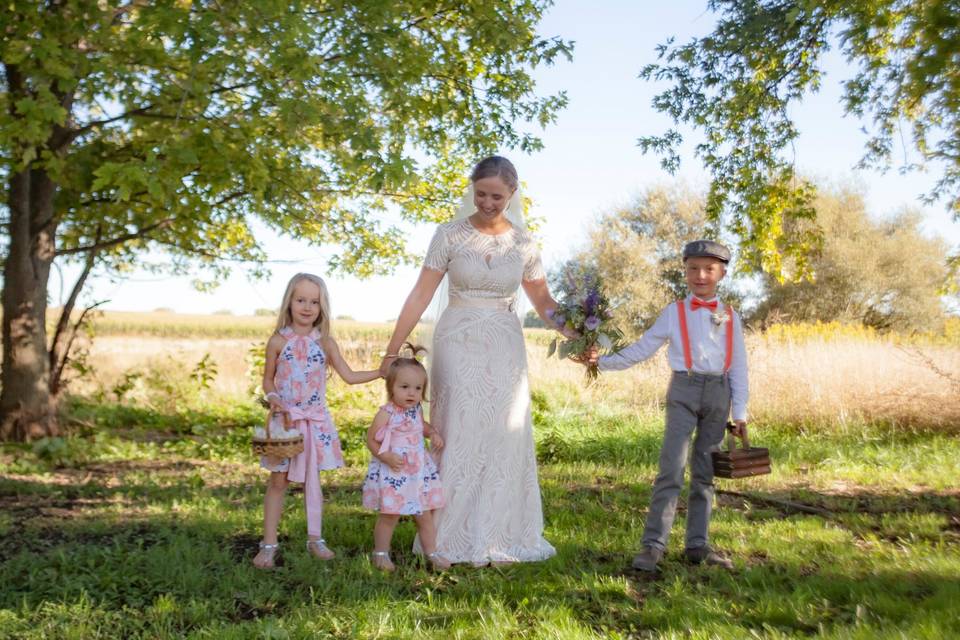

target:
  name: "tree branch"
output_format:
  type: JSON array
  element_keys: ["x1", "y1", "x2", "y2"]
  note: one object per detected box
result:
[
  {"x1": 69, "y1": 81, "x2": 258, "y2": 139},
  {"x1": 49, "y1": 227, "x2": 100, "y2": 394},
  {"x1": 55, "y1": 218, "x2": 175, "y2": 256},
  {"x1": 49, "y1": 300, "x2": 108, "y2": 396}
]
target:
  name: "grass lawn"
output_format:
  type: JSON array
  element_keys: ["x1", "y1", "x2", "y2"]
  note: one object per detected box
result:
[{"x1": 1, "y1": 393, "x2": 958, "y2": 640}]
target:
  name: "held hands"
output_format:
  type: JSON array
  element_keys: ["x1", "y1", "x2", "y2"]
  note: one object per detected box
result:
[
  {"x1": 378, "y1": 354, "x2": 397, "y2": 377},
  {"x1": 580, "y1": 344, "x2": 600, "y2": 366},
  {"x1": 558, "y1": 326, "x2": 580, "y2": 340}
]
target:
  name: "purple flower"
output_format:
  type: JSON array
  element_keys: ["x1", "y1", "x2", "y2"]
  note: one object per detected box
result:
[
  {"x1": 554, "y1": 315, "x2": 566, "y2": 328},
  {"x1": 546, "y1": 308, "x2": 555, "y2": 319},
  {"x1": 584, "y1": 315, "x2": 601, "y2": 331},
  {"x1": 584, "y1": 289, "x2": 600, "y2": 314}
]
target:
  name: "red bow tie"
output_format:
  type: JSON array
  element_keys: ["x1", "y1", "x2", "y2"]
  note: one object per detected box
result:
[{"x1": 690, "y1": 298, "x2": 718, "y2": 312}]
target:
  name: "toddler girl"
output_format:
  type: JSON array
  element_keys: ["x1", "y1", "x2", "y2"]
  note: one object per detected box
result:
[
  {"x1": 253, "y1": 273, "x2": 381, "y2": 569},
  {"x1": 362, "y1": 344, "x2": 448, "y2": 571}
]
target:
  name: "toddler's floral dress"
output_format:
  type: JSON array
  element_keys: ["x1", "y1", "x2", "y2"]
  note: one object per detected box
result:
[{"x1": 362, "y1": 403, "x2": 444, "y2": 515}]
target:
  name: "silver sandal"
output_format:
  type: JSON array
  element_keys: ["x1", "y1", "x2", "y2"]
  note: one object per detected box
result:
[
  {"x1": 371, "y1": 550, "x2": 395, "y2": 572},
  {"x1": 253, "y1": 541, "x2": 279, "y2": 569},
  {"x1": 305, "y1": 538, "x2": 335, "y2": 560}
]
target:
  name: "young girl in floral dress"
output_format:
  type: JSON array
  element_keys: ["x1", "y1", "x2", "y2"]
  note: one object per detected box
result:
[
  {"x1": 252, "y1": 273, "x2": 381, "y2": 570},
  {"x1": 362, "y1": 344, "x2": 449, "y2": 571}
]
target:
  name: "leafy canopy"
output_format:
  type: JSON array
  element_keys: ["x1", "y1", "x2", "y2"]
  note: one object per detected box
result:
[
  {"x1": 1, "y1": 0, "x2": 571, "y2": 280},
  {"x1": 639, "y1": 0, "x2": 960, "y2": 279}
]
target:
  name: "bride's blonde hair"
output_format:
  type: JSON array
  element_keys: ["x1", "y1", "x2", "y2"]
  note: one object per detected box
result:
[
  {"x1": 385, "y1": 343, "x2": 429, "y2": 403},
  {"x1": 275, "y1": 273, "x2": 331, "y2": 338}
]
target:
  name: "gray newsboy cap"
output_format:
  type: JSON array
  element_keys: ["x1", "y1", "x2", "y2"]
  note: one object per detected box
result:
[{"x1": 682, "y1": 239, "x2": 731, "y2": 263}]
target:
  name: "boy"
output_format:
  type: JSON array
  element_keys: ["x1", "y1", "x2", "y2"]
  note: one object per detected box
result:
[{"x1": 588, "y1": 240, "x2": 748, "y2": 571}]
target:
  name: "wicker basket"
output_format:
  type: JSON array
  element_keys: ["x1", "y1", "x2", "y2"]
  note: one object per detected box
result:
[
  {"x1": 711, "y1": 424, "x2": 771, "y2": 479},
  {"x1": 252, "y1": 411, "x2": 304, "y2": 458}
]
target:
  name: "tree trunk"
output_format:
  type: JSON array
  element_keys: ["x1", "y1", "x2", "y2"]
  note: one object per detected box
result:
[{"x1": 1, "y1": 167, "x2": 59, "y2": 441}]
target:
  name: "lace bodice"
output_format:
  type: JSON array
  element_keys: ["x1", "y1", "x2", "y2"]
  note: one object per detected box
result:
[{"x1": 424, "y1": 219, "x2": 545, "y2": 303}]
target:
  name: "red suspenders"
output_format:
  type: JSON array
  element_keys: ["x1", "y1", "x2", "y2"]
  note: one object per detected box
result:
[{"x1": 676, "y1": 300, "x2": 734, "y2": 373}]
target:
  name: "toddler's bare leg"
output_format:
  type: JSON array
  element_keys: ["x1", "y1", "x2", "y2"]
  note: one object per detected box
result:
[
  {"x1": 372, "y1": 514, "x2": 401, "y2": 571},
  {"x1": 414, "y1": 511, "x2": 450, "y2": 570}
]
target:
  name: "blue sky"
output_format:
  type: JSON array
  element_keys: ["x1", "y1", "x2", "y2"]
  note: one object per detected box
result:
[{"x1": 63, "y1": 1, "x2": 959, "y2": 321}]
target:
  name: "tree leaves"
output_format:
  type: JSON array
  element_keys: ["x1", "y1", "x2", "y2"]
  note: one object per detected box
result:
[
  {"x1": 638, "y1": 0, "x2": 960, "y2": 280},
  {"x1": 2, "y1": 0, "x2": 572, "y2": 281}
]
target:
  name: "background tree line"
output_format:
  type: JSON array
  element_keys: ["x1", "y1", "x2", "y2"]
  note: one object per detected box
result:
[{"x1": 536, "y1": 182, "x2": 955, "y2": 338}]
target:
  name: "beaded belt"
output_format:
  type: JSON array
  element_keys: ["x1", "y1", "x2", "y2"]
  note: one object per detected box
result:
[{"x1": 447, "y1": 297, "x2": 516, "y2": 312}]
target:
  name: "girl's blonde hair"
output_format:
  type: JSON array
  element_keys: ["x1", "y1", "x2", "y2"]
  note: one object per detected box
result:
[
  {"x1": 275, "y1": 273, "x2": 331, "y2": 337},
  {"x1": 385, "y1": 343, "x2": 429, "y2": 403}
]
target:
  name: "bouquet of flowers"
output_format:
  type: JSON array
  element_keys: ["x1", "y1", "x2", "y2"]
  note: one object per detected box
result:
[{"x1": 546, "y1": 262, "x2": 625, "y2": 380}]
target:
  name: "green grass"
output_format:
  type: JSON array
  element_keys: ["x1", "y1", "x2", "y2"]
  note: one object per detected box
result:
[{"x1": 1, "y1": 389, "x2": 958, "y2": 639}]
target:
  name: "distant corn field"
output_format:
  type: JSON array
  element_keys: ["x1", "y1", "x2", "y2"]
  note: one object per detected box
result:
[{"x1": 37, "y1": 311, "x2": 960, "y2": 433}]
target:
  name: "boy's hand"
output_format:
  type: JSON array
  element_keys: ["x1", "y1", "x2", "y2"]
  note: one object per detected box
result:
[
  {"x1": 380, "y1": 452, "x2": 404, "y2": 472},
  {"x1": 729, "y1": 420, "x2": 747, "y2": 438},
  {"x1": 583, "y1": 345, "x2": 600, "y2": 366}
]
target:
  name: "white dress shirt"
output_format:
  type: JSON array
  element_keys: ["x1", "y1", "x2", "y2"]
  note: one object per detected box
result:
[{"x1": 598, "y1": 295, "x2": 749, "y2": 421}]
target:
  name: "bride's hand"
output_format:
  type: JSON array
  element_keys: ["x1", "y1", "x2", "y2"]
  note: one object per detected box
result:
[
  {"x1": 378, "y1": 354, "x2": 396, "y2": 377},
  {"x1": 558, "y1": 326, "x2": 580, "y2": 340}
]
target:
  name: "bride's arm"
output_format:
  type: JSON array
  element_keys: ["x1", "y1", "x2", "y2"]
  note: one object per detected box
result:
[{"x1": 380, "y1": 267, "x2": 445, "y2": 374}]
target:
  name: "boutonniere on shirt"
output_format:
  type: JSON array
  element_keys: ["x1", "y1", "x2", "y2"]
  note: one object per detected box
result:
[{"x1": 710, "y1": 310, "x2": 725, "y2": 326}]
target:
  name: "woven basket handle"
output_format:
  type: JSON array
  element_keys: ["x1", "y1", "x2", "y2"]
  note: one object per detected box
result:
[
  {"x1": 264, "y1": 410, "x2": 291, "y2": 442},
  {"x1": 725, "y1": 422, "x2": 751, "y2": 451}
]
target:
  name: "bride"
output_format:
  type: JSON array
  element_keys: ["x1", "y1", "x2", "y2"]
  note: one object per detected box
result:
[{"x1": 379, "y1": 156, "x2": 573, "y2": 565}]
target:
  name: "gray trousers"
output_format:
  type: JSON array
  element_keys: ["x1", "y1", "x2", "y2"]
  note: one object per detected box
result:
[{"x1": 642, "y1": 371, "x2": 730, "y2": 551}]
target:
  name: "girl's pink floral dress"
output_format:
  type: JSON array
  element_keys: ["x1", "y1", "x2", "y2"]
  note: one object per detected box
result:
[
  {"x1": 261, "y1": 326, "x2": 344, "y2": 474},
  {"x1": 362, "y1": 403, "x2": 444, "y2": 515},
  {"x1": 261, "y1": 326, "x2": 343, "y2": 538}
]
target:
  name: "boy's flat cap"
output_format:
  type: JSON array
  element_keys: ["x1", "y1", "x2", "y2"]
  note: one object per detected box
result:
[{"x1": 682, "y1": 240, "x2": 731, "y2": 264}]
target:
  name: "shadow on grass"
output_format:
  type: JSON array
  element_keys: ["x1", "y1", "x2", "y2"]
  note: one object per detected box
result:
[
  {"x1": 64, "y1": 396, "x2": 263, "y2": 437},
  {"x1": 717, "y1": 485, "x2": 960, "y2": 518},
  {"x1": 568, "y1": 560, "x2": 960, "y2": 637}
]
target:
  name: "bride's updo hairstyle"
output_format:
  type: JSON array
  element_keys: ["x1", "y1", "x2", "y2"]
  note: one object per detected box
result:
[
  {"x1": 385, "y1": 342, "x2": 429, "y2": 403},
  {"x1": 470, "y1": 156, "x2": 518, "y2": 192}
]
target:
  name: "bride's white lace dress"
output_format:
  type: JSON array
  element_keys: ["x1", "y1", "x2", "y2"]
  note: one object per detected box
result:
[{"x1": 419, "y1": 218, "x2": 556, "y2": 564}]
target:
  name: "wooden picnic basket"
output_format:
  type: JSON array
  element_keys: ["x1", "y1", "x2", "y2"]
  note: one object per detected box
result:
[
  {"x1": 252, "y1": 410, "x2": 304, "y2": 458},
  {"x1": 711, "y1": 423, "x2": 771, "y2": 479}
]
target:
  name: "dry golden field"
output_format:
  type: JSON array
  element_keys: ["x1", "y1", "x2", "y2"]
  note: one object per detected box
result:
[{"x1": 68, "y1": 311, "x2": 960, "y2": 432}]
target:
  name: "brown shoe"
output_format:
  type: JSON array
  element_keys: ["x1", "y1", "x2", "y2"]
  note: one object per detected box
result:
[
  {"x1": 631, "y1": 546, "x2": 664, "y2": 572},
  {"x1": 685, "y1": 545, "x2": 733, "y2": 570}
]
